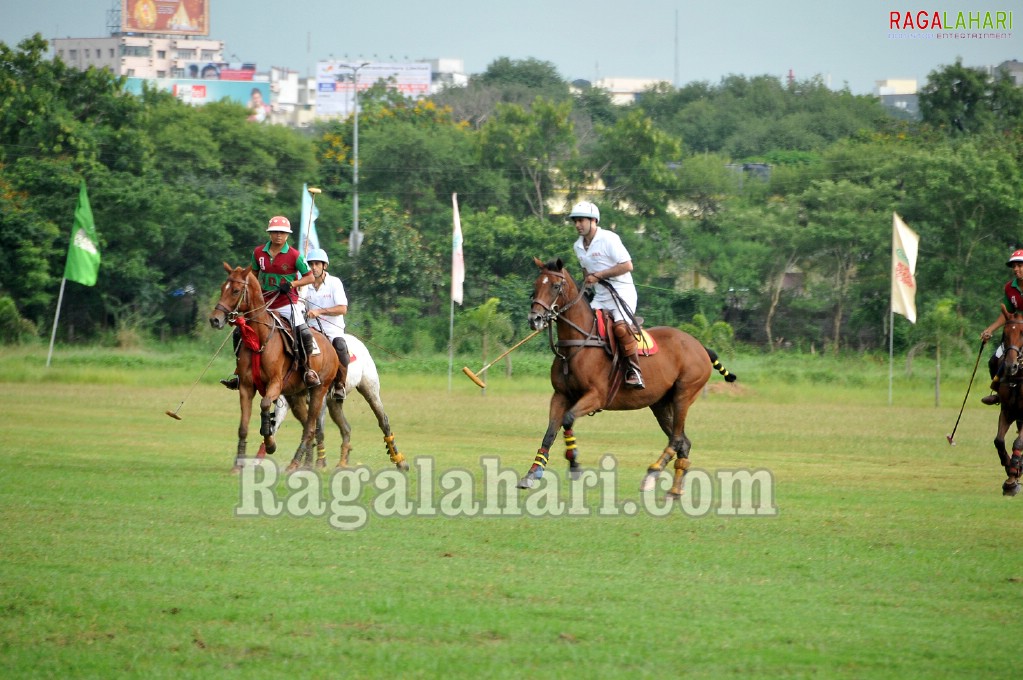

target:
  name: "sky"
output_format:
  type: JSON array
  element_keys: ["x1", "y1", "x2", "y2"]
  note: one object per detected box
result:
[{"x1": 2, "y1": 0, "x2": 1020, "y2": 94}]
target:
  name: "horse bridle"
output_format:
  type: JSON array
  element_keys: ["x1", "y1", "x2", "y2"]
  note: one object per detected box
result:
[
  {"x1": 215, "y1": 273, "x2": 275, "y2": 323},
  {"x1": 1004, "y1": 319, "x2": 1023, "y2": 374},
  {"x1": 214, "y1": 274, "x2": 250, "y2": 322},
  {"x1": 531, "y1": 270, "x2": 588, "y2": 327}
]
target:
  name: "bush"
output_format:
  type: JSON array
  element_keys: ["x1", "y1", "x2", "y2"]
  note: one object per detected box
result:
[{"x1": 0, "y1": 296, "x2": 38, "y2": 344}]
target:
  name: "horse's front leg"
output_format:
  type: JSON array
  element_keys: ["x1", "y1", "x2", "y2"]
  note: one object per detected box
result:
[
  {"x1": 232, "y1": 386, "x2": 257, "y2": 473},
  {"x1": 1002, "y1": 420, "x2": 1023, "y2": 497},
  {"x1": 258, "y1": 384, "x2": 284, "y2": 456},
  {"x1": 993, "y1": 412, "x2": 1019, "y2": 496},
  {"x1": 519, "y1": 392, "x2": 600, "y2": 489}
]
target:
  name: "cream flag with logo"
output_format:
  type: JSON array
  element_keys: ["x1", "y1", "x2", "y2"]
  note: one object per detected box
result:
[{"x1": 891, "y1": 212, "x2": 919, "y2": 323}]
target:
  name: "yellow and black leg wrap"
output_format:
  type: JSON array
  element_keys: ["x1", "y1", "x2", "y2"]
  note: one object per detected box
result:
[
  {"x1": 647, "y1": 447, "x2": 675, "y2": 474},
  {"x1": 384, "y1": 434, "x2": 405, "y2": 467},
  {"x1": 563, "y1": 429, "x2": 578, "y2": 463},
  {"x1": 530, "y1": 447, "x2": 550, "y2": 474},
  {"x1": 670, "y1": 457, "x2": 691, "y2": 496}
]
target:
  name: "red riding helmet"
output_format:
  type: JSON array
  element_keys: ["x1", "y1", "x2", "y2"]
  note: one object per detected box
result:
[
  {"x1": 1007, "y1": 249, "x2": 1023, "y2": 266},
  {"x1": 267, "y1": 215, "x2": 292, "y2": 233}
]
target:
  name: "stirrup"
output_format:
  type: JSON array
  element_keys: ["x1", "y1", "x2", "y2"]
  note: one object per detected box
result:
[
  {"x1": 220, "y1": 375, "x2": 240, "y2": 390},
  {"x1": 331, "y1": 383, "x2": 346, "y2": 402},
  {"x1": 303, "y1": 369, "x2": 321, "y2": 387},
  {"x1": 625, "y1": 368, "x2": 645, "y2": 389}
]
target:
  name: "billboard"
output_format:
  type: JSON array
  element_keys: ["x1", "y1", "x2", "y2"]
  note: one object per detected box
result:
[
  {"x1": 125, "y1": 78, "x2": 270, "y2": 118},
  {"x1": 316, "y1": 61, "x2": 432, "y2": 117},
  {"x1": 122, "y1": 0, "x2": 210, "y2": 36},
  {"x1": 182, "y1": 62, "x2": 257, "y2": 81}
]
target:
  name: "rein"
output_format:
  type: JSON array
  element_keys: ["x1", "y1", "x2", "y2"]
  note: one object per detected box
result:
[{"x1": 532, "y1": 270, "x2": 606, "y2": 361}]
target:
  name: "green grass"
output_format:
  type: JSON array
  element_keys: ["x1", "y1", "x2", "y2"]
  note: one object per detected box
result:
[{"x1": 0, "y1": 345, "x2": 1017, "y2": 677}]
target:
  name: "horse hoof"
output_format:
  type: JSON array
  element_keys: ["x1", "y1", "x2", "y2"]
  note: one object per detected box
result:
[
  {"x1": 665, "y1": 491, "x2": 683, "y2": 500},
  {"x1": 395, "y1": 459, "x2": 410, "y2": 472},
  {"x1": 517, "y1": 476, "x2": 535, "y2": 489},
  {"x1": 1003, "y1": 482, "x2": 1021, "y2": 497},
  {"x1": 639, "y1": 473, "x2": 659, "y2": 492},
  {"x1": 285, "y1": 461, "x2": 300, "y2": 474},
  {"x1": 568, "y1": 467, "x2": 581, "y2": 482},
  {"x1": 315, "y1": 458, "x2": 327, "y2": 470}
]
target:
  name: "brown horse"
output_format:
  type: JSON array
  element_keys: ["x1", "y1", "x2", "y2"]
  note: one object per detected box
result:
[
  {"x1": 519, "y1": 257, "x2": 736, "y2": 495},
  {"x1": 992, "y1": 304, "x2": 1023, "y2": 496},
  {"x1": 208, "y1": 263, "x2": 407, "y2": 473}
]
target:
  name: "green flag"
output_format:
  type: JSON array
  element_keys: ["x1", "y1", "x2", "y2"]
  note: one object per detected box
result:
[{"x1": 64, "y1": 181, "x2": 100, "y2": 286}]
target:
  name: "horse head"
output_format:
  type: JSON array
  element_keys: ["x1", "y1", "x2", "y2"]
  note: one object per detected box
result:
[
  {"x1": 1002, "y1": 304, "x2": 1023, "y2": 380},
  {"x1": 528, "y1": 257, "x2": 582, "y2": 331},
  {"x1": 209, "y1": 262, "x2": 257, "y2": 330}
]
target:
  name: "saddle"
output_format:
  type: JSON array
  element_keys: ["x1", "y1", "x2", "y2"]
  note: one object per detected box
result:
[{"x1": 594, "y1": 310, "x2": 658, "y2": 356}]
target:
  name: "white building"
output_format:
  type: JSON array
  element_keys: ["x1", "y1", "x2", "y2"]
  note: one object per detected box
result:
[{"x1": 52, "y1": 35, "x2": 224, "y2": 79}]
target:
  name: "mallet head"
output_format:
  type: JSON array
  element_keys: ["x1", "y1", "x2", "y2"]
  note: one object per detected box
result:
[
  {"x1": 462, "y1": 366, "x2": 487, "y2": 389},
  {"x1": 308, "y1": 187, "x2": 322, "y2": 195},
  {"x1": 166, "y1": 410, "x2": 183, "y2": 421}
]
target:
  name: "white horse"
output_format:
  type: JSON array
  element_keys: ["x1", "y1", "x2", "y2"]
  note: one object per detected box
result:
[{"x1": 259, "y1": 334, "x2": 405, "y2": 471}]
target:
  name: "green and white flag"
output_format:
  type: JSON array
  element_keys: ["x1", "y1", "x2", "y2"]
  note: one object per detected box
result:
[{"x1": 64, "y1": 181, "x2": 100, "y2": 286}]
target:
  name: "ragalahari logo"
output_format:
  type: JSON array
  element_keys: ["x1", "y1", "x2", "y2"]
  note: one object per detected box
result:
[{"x1": 889, "y1": 10, "x2": 1013, "y2": 39}]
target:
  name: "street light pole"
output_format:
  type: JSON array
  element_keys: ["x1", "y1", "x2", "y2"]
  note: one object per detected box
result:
[{"x1": 350, "y1": 61, "x2": 369, "y2": 256}]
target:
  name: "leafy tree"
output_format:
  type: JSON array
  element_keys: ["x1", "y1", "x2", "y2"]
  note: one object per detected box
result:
[
  {"x1": 475, "y1": 57, "x2": 570, "y2": 101},
  {"x1": 457, "y1": 297, "x2": 515, "y2": 384},
  {"x1": 345, "y1": 200, "x2": 439, "y2": 315},
  {"x1": 679, "y1": 313, "x2": 734, "y2": 355},
  {"x1": 479, "y1": 98, "x2": 576, "y2": 220},
  {"x1": 919, "y1": 58, "x2": 1023, "y2": 135},
  {"x1": 798, "y1": 179, "x2": 894, "y2": 352},
  {"x1": 590, "y1": 110, "x2": 682, "y2": 219}
]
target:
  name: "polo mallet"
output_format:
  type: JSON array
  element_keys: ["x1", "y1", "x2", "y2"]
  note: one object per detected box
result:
[
  {"x1": 302, "y1": 186, "x2": 322, "y2": 255},
  {"x1": 166, "y1": 331, "x2": 233, "y2": 420},
  {"x1": 462, "y1": 329, "x2": 542, "y2": 388},
  {"x1": 947, "y1": 338, "x2": 987, "y2": 445}
]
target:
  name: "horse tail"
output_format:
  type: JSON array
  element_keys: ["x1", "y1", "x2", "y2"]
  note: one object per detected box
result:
[{"x1": 705, "y1": 347, "x2": 737, "y2": 382}]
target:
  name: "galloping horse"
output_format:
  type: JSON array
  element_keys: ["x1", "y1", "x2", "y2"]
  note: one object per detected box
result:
[
  {"x1": 992, "y1": 304, "x2": 1023, "y2": 496},
  {"x1": 266, "y1": 333, "x2": 407, "y2": 471},
  {"x1": 209, "y1": 263, "x2": 407, "y2": 472},
  {"x1": 520, "y1": 258, "x2": 736, "y2": 495}
]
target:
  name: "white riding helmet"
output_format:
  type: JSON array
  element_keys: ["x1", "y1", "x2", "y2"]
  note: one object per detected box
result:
[
  {"x1": 569, "y1": 201, "x2": 600, "y2": 223},
  {"x1": 306, "y1": 248, "x2": 329, "y2": 265},
  {"x1": 267, "y1": 215, "x2": 292, "y2": 233}
]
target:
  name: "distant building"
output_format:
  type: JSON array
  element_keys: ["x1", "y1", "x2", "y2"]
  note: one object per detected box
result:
[
  {"x1": 874, "y1": 78, "x2": 919, "y2": 118},
  {"x1": 52, "y1": 35, "x2": 225, "y2": 79},
  {"x1": 428, "y1": 58, "x2": 469, "y2": 92},
  {"x1": 592, "y1": 77, "x2": 667, "y2": 105},
  {"x1": 995, "y1": 59, "x2": 1023, "y2": 87}
]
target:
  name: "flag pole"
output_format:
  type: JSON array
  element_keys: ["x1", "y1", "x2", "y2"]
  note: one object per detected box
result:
[
  {"x1": 448, "y1": 296, "x2": 455, "y2": 391},
  {"x1": 888, "y1": 309, "x2": 894, "y2": 406},
  {"x1": 46, "y1": 278, "x2": 68, "y2": 368}
]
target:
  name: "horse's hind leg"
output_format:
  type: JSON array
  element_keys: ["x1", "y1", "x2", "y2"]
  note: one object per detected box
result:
[
  {"x1": 324, "y1": 400, "x2": 352, "y2": 468},
  {"x1": 640, "y1": 392, "x2": 697, "y2": 497},
  {"x1": 640, "y1": 401, "x2": 680, "y2": 492},
  {"x1": 357, "y1": 381, "x2": 407, "y2": 471}
]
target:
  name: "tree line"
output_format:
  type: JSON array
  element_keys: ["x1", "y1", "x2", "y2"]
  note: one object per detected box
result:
[{"x1": 2, "y1": 34, "x2": 1022, "y2": 355}]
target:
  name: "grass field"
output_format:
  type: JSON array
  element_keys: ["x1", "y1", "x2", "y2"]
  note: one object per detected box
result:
[{"x1": 0, "y1": 345, "x2": 1019, "y2": 678}]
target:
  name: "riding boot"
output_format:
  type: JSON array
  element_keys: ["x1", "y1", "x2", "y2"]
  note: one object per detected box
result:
[
  {"x1": 982, "y1": 375, "x2": 1001, "y2": 405},
  {"x1": 297, "y1": 324, "x2": 321, "y2": 387},
  {"x1": 613, "y1": 321, "x2": 645, "y2": 389},
  {"x1": 221, "y1": 326, "x2": 243, "y2": 390},
  {"x1": 331, "y1": 336, "x2": 350, "y2": 402}
]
